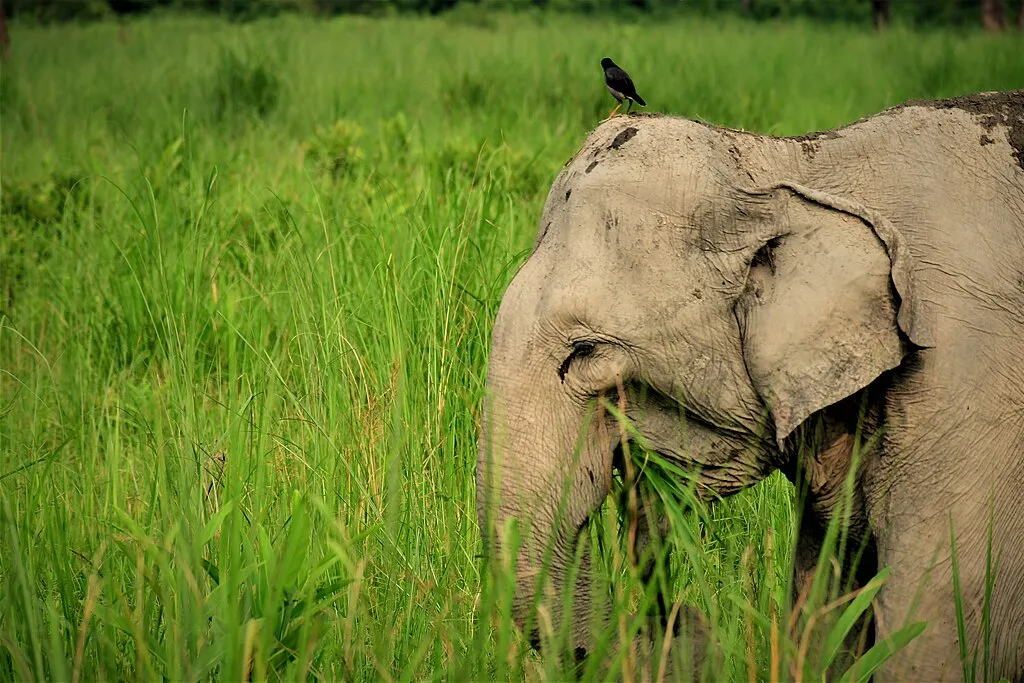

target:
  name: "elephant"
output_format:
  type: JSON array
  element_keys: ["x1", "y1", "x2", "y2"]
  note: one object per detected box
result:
[{"x1": 475, "y1": 90, "x2": 1024, "y2": 681}]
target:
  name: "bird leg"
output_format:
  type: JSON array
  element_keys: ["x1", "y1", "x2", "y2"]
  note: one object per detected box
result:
[
  {"x1": 626, "y1": 99, "x2": 633, "y2": 114},
  {"x1": 604, "y1": 102, "x2": 622, "y2": 121}
]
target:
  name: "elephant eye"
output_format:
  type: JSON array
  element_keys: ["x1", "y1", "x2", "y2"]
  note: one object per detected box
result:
[{"x1": 558, "y1": 341, "x2": 596, "y2": 383}]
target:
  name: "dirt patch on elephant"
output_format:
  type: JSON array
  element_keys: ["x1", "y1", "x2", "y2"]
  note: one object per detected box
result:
[
  {"x1": 800, "y1": 140, "x2": 819, "y2": 159},
  {"x1": 534, "y1": 221, "x2": 551, "y2": 252},
  {"x1": 791, "y1": 128, "x2": 842, "y2": 144},
  {"x1": 604, "y1": 210, "x2": 619, "y2": 231},
  {"x1": 585, "y1": 161, "x2": 598, "y2": 173},
  {"x1": 609, "y1": 127, "x2": 638, "y2": 150},
  {"x1": 726, "y1": 142, "x2": 744, "y2": 163},
  {"x1": 782, "y1": 90, "x2": 1024, "y2": 167},
  {"x1": 903, "y1": 90, "x2": 1024, "y2": 170}
]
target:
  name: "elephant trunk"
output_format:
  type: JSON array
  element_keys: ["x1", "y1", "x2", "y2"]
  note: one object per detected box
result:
[{"x1": 476, "y1": 366, "x2": 614, "y2": 661}]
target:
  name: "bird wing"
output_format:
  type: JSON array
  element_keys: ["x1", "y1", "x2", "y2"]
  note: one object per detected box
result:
[{"x1": 605, "y1": 66, "x2": 638, "y2": 99}]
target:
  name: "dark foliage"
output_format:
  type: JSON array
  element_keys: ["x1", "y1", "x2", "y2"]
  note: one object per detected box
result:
[{"x1": 0, "y1": 0, "x2": 1016, "y2": 28}]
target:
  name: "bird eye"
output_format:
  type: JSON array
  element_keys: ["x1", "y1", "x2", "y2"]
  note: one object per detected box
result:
[{"x1": 558, "y1": 341, "x2": 597, "y2": 383}]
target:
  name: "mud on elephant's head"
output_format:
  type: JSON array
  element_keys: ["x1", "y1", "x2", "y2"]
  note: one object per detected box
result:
[{"x1": 476, "y1": 115, "x2": 923, "y2": 665}]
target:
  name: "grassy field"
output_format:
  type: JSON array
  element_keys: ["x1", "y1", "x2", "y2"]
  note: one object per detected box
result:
[{"x1": 1, "y1": 10, "x2": 1023, "y2": 681}]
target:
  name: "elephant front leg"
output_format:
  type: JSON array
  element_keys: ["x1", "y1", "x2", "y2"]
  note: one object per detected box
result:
[
  {"x1": 787, "y1": 410, "x2": 879, "y2": 678},
  {"x1": 791, "y1": 496, "x2": 878, "y2": 677}
]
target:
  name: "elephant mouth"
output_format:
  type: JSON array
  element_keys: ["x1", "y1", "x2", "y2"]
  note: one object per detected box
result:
[
  {"x1": 527, "y1": 627, "x2": 589, "y2": 673},
  {"x1": 610, "y1": 439, "x2": 650, "y2": 505},
  {"x1": 611, "y1": 437, "x2": 711, "y2": 509},
  {"x1": 610, "y1": 438, "x2": 668, "y2": 494},
  {"x1": 612, "y1": 439, "x2": 630, "y2": 481}
]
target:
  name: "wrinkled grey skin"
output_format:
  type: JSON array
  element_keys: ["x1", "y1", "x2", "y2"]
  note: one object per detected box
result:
[{"x1": 476, "y1": 91, "x2": 1024, "y2": 681}]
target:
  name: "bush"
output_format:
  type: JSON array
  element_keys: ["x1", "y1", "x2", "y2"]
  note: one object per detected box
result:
[
  {"x1": 208, "y1": 47, "x2": 282, "y2": 124},
  {"x1": 3, "y1": 0, "x2": 112, "y2": 22},
  {"x1": 302, "y1": 119, "x2": 366, "y2": 179}
]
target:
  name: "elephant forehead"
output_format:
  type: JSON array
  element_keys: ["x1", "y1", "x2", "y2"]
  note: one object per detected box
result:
[
  {"x1": 523, "y1": 223, "x2": 717, "y2": 341},
  {"x1": 537, "y1": 190, "x2": 706, "y2": 285},
  {"x1": 542, "y1": 176, "x2": 711, "y2": 257},
  {"x1": 528, "y1": 171, "x2": 729, "y2": 322},
  {"x1": 559, "y1": 148, "x2": 708, "y2": 209}
]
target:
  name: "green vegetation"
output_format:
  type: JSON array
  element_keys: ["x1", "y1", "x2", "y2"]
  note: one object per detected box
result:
[{"x1": 1, "y1": 12, "x2": 1022, "y2": 681}]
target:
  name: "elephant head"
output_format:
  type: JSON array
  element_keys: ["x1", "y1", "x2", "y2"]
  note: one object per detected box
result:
[{"x1": 476, "y1": 115, "x2": 932, "y2": 667}]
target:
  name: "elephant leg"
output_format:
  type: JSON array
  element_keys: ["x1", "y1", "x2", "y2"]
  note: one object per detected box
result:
[
  {"x1": 867, "y1": 465, "x2": 1024, "y2": 681},
  {"x1": 790, "y1": 480, "x2": 877, "y2": 678},
  {"x1": 862, "y1": 367, "x2": 1024, "y2": 683},
  {"x1": 787, "y1": 399, "x2": 879, "y2": 678}
]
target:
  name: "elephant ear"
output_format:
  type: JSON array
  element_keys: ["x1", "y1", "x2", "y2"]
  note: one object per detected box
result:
[{"x1": 736, "y1": 182, "x2": 932, "y2": 447}]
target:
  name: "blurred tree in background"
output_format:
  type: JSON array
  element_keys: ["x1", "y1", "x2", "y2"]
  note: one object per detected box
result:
[
  {"x1": 871, "y1": 0, "x2": 889, "y2": 29},
  {"x1": 0, "y1": 0, "x2": 1022, "y2": 30},
  {"x1": 0, "y1": 1, "x2": 9, "y2": 60}
]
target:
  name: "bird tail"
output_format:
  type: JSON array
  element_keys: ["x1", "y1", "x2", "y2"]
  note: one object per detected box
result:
[{"x1": 632, "y1": 94, "x2": 647, "y2": 107}]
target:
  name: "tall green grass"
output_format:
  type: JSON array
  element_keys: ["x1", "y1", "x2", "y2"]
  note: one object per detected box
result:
[{"x1": 1, "y1": 12, "x2": 1022, "y2": 681}]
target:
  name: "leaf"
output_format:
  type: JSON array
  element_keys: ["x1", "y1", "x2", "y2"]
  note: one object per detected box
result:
[
  {"x1": 198, "y1": 500, "x2": 235, "y2": 549},
  {"x1": 278, "y1": 492, "x2": 311, "y2": 590},
  {"x1": 819, "y1": 567, "x2": 890, "y2": 668},
  {"x1": 950, "y1": 516, "x2": 974, "y2": 682},
  {"x1": 835, "y1": 621, "x2": 927, "y2": 683},
  {"x1": 201, "y1": 557, "x2": 220, "y2": 586}
]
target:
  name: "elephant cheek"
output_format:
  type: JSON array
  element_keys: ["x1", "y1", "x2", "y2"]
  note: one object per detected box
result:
[
  {"x1": 694, "y1": 458, "x2": 771, "y2": 497},
  {"x1": 656, "y1": 430, "x2": 774, "y2": 499}
]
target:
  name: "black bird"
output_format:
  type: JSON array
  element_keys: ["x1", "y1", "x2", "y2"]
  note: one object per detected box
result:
[{"x1": 601, "y1": 57, "x2": 646, "y2": 120}]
